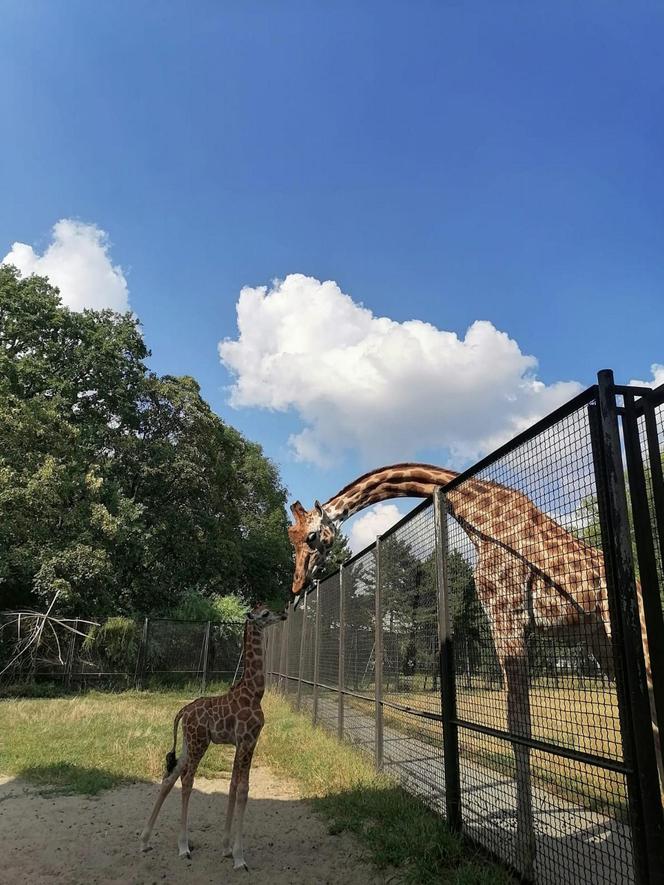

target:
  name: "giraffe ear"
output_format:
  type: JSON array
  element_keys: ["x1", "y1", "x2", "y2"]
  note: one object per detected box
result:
[
  {"x1": 290, "y1": 501, "x2": 307, "y2": 524},
  {"x1": 314, "y1": 500, "x2": 324, "y2": 516}
]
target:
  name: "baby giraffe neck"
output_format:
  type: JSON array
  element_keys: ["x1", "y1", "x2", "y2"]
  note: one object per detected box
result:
[{"x1": 239, "y1": 622, "x2": 265, "y2": 697}]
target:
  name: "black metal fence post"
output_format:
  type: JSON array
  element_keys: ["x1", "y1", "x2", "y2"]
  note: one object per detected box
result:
[
  {"x1": 593, "y1": 370, "x2": 664, "y2": 883},
  {"x1": 622, "y1": 392, "x2": 664, "y2": 774},
  {"x1": 312, "y1": 580, "x2": 321, "y2": 725},
  {"x1": 434, "y1": 487, "x2": 461, "y2": 832},
  {"x1": 338, "y1": 564, "x2": 345, "y2": 741},
  {"x1": 296, "y1": 592, "x2": 307, "y2": 710},
  {"x1": 643, "y1": 399, "x2": 664, "y2": 569},
  {"x1": 375, "y1": 537, "x2": 384, "y2": 770},
  {"x1": 200, "y1": 621, "x2": 211, "y2": 693},
  {"x1": 135, "y1": 617, "x2": 149, "y2": 690},
  {"x1": 64, "y1": 617, "x2": 78, "y2": 691}
]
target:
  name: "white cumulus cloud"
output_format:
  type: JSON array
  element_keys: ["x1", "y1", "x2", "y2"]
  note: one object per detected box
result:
[
  {"x1": 348, "y1": 503, "x2": 405, "y2": 553},
  {"x1": 2, "y1": 219, "x2": 129, "y2": 312},
  {"x1": 630, "y1": 364, "x2": 664, "y2": 389},
  {"x1": 219, "y1": 273, "x2": 582, "y2": 466}
]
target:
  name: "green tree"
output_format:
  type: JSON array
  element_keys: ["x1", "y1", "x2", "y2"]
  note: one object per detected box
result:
[{"x1": 0, "y1": 266, "x2": 293, "y2": 616}]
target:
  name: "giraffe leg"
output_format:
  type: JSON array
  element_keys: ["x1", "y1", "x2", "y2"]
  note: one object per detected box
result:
[
  {"x1": 140, "y1": 747, "x2": 188, "y2": 852},
  {"x1": 231, "y1": 743, "x2": 255, "y2": 871},
  {"x1": 503, "y1": 650, "x2": 536, "y2": 880},
  {"x1": 221, "y1": 745, "x2": 242, "y2": 858},
  {"x1": 178, "y1": 743, "x2": 207, "y2": 858},
  {"x1": 478, "y1": 563, "x2": 536, "y2": 881}
]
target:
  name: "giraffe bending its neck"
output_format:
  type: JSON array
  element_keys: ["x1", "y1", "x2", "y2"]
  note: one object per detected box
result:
[
  {"x1": 141, "y1": 604, "x2": 287, "y2": 870},
  {"x1": 288, "y1": 462, "x2": 662, "y2": 878}
]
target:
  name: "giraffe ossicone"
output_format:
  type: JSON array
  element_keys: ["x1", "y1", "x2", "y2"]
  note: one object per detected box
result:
[{"x1": 140, "y1": 603, "x2": 287, "y2": 870}]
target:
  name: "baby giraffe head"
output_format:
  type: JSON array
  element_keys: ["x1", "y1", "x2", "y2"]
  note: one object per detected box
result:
[
  {"x1": 246, "y1": 603, "x2": 288, "y2": 628},
  {"x1": 287, "y1": 500, "x2": 338, "y2": 597}
]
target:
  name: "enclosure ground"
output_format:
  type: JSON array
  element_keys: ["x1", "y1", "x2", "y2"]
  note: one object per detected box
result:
[
  {"x1": 0, "y1": 769, "x2": 382, "y2": 885},
  {"x1": 1, "y1": 688, "x2": 512, "y2": 884}
]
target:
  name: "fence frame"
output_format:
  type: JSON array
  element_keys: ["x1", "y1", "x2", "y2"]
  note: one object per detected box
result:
[{"x1": 269, "y1": 369, "x2": 664, "y2": 885}]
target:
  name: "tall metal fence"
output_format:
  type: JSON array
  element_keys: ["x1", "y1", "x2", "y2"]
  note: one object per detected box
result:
[
  {"x1": 0, "y1": 614, "x2": 245, "y2": 692},
  {"x1": 266, "y1": 371, "x2": 664, "y2": 885}
]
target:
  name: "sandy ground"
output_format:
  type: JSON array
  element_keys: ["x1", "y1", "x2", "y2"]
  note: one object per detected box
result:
[{"x1": 0, "y1": 769, "x2": 386, "y2": 885}]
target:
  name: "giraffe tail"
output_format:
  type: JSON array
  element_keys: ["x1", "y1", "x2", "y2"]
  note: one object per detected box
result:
[{"x1": 165, "y1": 707, "x2": 185, "y2": 774}]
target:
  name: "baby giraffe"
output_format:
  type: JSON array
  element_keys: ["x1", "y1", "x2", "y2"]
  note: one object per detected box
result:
[{"x1": 140, "y1": 603, "x2": 287, "y2": 870}]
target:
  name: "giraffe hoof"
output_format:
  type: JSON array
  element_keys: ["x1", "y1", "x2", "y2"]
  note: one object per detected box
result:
[
  {"x1": 140, "y1": 843, "x2": 152, "y2": 854},
  {"x1": 179, "y1": 849, "x2": 191, "y2": 859},
  {"x1": 233, "y1": 860, "x2": 248, "y2": 872}
]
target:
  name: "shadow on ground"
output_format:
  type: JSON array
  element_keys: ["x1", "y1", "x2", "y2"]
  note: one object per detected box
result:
[
  {"x1": 0, "y1": 770, "x2": 384, "y2": 885},
  {"x1": 15, "y1": 762, "x2": 139, "y2": 795}
]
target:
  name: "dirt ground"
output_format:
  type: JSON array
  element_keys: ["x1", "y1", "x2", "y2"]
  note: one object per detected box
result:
[{"x1": 0, "y1": 768, "x2": 385, "y2": 885}]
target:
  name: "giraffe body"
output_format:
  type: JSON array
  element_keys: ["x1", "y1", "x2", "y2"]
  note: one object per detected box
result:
[
  {"x1": 140, "y1": 605, "x2": 286, "y2": 869},
  {"x1": 288, "y1": 462, "x2": 661, "y2": 878}
]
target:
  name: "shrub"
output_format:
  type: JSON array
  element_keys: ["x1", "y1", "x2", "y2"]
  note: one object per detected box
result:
[
  {"x1": 168, "y1": 590, "x2": 248, "y2": 624},
  {"x1": 82, "y1": 616, "x2": 140, "y2": 671}
]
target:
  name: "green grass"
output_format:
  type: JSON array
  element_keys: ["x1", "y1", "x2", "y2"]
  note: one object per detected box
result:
[
  {"x1": 0, "y1": 683, "x2": 236, "y2": 794},
  {"x1": 0, "y1": 686, "x2": 513, "y2": 884}
]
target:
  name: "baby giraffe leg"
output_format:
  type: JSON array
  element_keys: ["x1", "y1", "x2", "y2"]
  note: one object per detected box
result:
[
  {"x1": 140, "y1": 753, "x2": 186, "y2": 852},
  {"x1": 221, "y1": 748, "x2": 241, "y2": 858},
  {"x1": 178, "y1": 746, "x2": 206, "y2": 858},
  {"x1": 231, "y1": 744, "x2": 255, "y2": 871}
]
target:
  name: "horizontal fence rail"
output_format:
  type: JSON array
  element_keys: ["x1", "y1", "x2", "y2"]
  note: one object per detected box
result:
[{"x1": 267, "y1": 373, "x2": 664, "y2": 885}]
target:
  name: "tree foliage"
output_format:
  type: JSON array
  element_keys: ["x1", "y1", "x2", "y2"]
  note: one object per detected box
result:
[{"x1": 0, "y1": 265, "x2": 293, "y2": 616}]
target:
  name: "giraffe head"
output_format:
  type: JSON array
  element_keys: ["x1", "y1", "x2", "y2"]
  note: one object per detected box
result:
[
  {"x1": 288, "y1": 500, "x2": 338, "y2": 596},
  {"x1": 246, "y1": 602, "x2": 288, "y2": 628}
]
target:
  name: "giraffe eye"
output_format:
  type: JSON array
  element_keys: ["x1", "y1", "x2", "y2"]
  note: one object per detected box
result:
[{"x1": 306, "y1": 531, "x2": 318, "y2": 546}]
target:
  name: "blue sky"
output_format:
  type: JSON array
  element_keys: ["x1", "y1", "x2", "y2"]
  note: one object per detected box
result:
[{"x1": 1, "y1": 2, "x2": 663, "y2": 547}]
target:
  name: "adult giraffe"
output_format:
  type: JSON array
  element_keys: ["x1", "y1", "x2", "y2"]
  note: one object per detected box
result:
[{"x1": 287, "y1": 462, "x2": 662, "y2": 877}]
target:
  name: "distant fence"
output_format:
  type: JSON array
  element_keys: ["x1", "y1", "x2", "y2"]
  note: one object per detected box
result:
[
  {"x1": 0, "y1": 614, "x2": 245, "y2": 691},
  {"x1": 267, "y1": 371, "x2": 664, "y2": 885}
]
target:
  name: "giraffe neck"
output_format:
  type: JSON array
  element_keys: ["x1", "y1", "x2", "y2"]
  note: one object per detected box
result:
[
  {"x1": 239, "y1": 621, "x2": 265, "y2": 698},
  {"x1": 321, "y1": 461, "x2": 603, "y2": 608},
  {"x1": 323, "y1": 463, "x2": 459, "y2": 521}
]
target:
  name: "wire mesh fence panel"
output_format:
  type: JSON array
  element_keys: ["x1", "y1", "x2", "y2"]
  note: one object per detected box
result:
[
  {"x1": 317, "y1": 572, "x2": 341, "y2": 732},
  {"x1": 72, "y1": 618, "x2": 140, "y2": 688},
  {"x1": 207, "y1": 622, "x2": 244, "y2": 685},
  {"x1": 0, "y1": 614, "x2": 248, "y2": 691},
  {"x1": 266, "y1": 620, "x2": 284, "y2": 690},
  {"x1": 446, "y1": 398, "x2": 633, "y2": 884},
  {"x1": 342, "y1": 551, "x2": 376, "y2": 760},
  {"x1": 381, "y1": 504, "x2": 445, "y2": 811},
  {"x1": 144, "y1": 619, "x2": 208, "y2": 687},
  {"x1": 0, "y1": 612, "x2": 84, "y2": 684},
  {"x1": 300, "y1": 591, "x2": 317, "y2": 714},
  {"x1": 286, "y1": 601, "x2": 304, "y2": 698}
]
